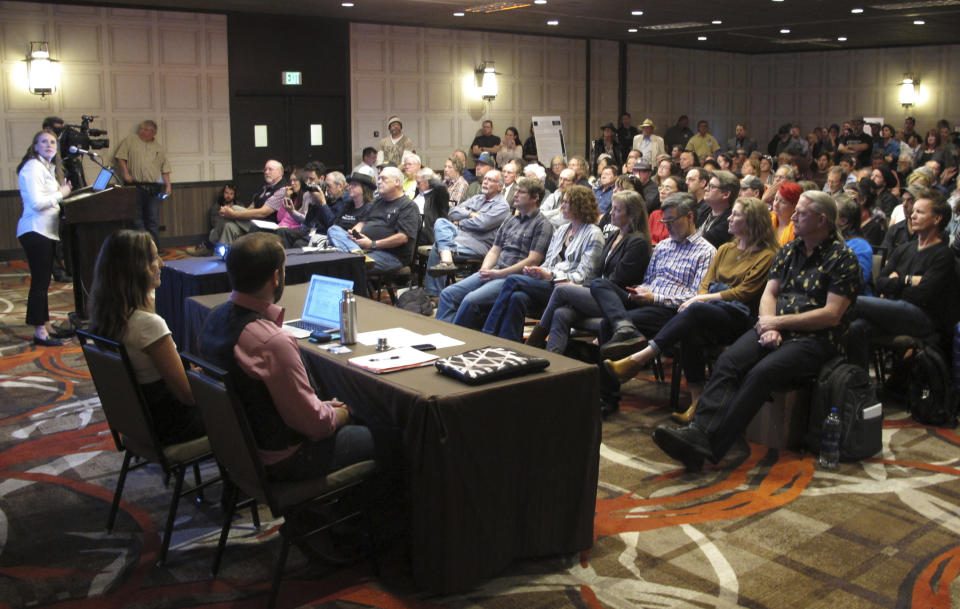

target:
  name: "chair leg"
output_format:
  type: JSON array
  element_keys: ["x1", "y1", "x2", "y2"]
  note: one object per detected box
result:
[
  {"x1": 107, "y1": 451, "x2": 133, "y2": 532},
  {"x1": 212, "y1": 482, "x2": 238, "y2": 577},
  {"x1": 251, "y1": 502, "x2": 261, "y2": 529},
  {"x1": 670, "y1": 356, "x2": 682, "y2": 412},
  {"x1": 192, "y1": 461, "x2": 205, "y2": 503},
  {"x1": 158, "y1": 466, "x2": 187, "y2": 565},
  {"x1": 267, "y1": 536, "x2": 292, "y2": 609}
]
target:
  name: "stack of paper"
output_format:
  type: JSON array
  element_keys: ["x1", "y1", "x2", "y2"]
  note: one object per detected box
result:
[{"x1": 347, "y1": 346, "x2": 438, "y2": 374}]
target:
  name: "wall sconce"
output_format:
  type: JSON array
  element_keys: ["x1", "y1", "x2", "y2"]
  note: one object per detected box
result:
[
  {"x1": 899, "y1": 73, "x2": 918, "y2": 108},
  {"x1": 24, "y1": 42, "x2": 60, "y2": 97},
  {"x1": 475, "y1": 61, "x2": 498, "y2": 101}
]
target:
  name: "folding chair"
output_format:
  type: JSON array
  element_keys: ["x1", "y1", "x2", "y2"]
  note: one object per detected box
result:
[
  {"x1": 76, "y1": 329, "x2": 217, "y2": 565},
  {"x1": 182, "y1": 353, "x2": 378, "y2": 609}
]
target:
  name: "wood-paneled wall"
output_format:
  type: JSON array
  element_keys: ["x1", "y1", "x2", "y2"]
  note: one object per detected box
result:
[
  {"x1": 0, "y1": 2, "x2": 232, "y2": 190},
  {"x1": 0, "y1": 182, "x2": 222, "y2": 259}
]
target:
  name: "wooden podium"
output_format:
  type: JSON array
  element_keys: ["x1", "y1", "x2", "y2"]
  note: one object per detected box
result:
[{"x1": 61, "y1": 186, "x2": 138, "y2": 317}]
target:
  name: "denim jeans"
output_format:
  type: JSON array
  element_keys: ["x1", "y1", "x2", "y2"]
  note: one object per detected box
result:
[
  {"x1": 845, "y1": 295, "x2": 935, "y2": 370},
  {"x1": 481, "y1": 274, "x2": 555, "y2": 342},
  {"x1": 436, "y1": 272, "x2": 508, "y2": 329},
  {"x1": 424, "y1": 219, "x2": 481, "y2": 296},
  {"x1": 539, "y1": 284, "x2": 602, "y2": 354},
  {"x1": 327, "y1": 225, "x2": 402, "y2": 272}
]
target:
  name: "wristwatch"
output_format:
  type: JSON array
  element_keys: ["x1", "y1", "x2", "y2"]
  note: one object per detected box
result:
[{"x1": 370, "y1": 239, "x2": 377, "y2": 250}]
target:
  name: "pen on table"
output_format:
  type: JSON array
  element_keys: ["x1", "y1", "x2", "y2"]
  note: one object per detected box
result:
[{"x1": 368, "y1": 355, "x2": 401, "y2": 361}]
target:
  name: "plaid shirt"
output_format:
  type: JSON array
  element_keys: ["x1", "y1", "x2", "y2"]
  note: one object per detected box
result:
[
  {"x1": 491, "y1": 208, "x2": 554, "y2": 269},
  {"x1": 640, "y1": 232, "x2": 716, "y2": 308}
]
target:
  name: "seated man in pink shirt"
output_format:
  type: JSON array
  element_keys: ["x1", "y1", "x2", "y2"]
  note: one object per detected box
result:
[{"x1": 198, "y1": 232, "x2": 374, "y2": 481}]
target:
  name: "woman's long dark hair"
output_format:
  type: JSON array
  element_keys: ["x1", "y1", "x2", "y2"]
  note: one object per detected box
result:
[
  {"x1": 88, "y1": 230, "x2": 155, "y2": 340},
  {"x1": 17, "y1": 130, "x2": 61, "y2": 174}
]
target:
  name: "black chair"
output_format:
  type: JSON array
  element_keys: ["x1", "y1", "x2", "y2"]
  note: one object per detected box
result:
[
  {"x1": 181, "y1": 353, "x2": 378, "y2": 609},
  {"x1": 76, "y1": 329, "x2": 218, "y2": 565}
]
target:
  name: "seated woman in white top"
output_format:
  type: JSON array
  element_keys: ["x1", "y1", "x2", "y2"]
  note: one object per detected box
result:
[{"x1": 88, "y1": 230, "x2": 204, "y2": 444}]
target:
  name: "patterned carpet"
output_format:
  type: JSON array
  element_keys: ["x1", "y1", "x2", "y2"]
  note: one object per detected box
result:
[{"x1": 0, "y1": 249, "x2": 957, "y2": 609}]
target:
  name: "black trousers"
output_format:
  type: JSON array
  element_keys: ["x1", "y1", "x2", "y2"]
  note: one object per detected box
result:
[
  {"x1": 692, "y1": 329, "x2": 832, "y2": 460},
  {"x1": 18, "y1": 231, "x2": 56, "y2": 327}
]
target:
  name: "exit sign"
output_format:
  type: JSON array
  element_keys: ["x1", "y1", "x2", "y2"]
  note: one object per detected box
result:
[{"x1": 283, "y1": 71, "x2": 302, "y2": 85}]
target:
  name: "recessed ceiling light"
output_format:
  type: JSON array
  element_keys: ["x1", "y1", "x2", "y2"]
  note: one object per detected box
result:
[
  {"x1": 698, "y1": 35, "x2": 707, "y2": 40},
  {"x1": 632, "y1": 10, "x2": 643, "y2": 15},
  {"x1": 341, "y1": 1, "x2": 354, "y2": 5},
  {"x1": 453, "y1": 11, "x2": 464, "y2": 16},
  {"x1": 772, "y1": 0, "x2": 784, "y2": 2},
  {"x1": 913, "y1": 19, "x2": 925, "y2": 24},
  {"x1": 780, "y1": 28, "x2": 791, "y2": 33},
  {"x1": 837, "y1": 36, "x2": 848, "y2": 41},
  {"x1": 851, "y1": 7, "x2": 863, "y2": 12},
  {"x1": 712, "y1": 19, "x2": 722, "y2": 24},
  {"x1": 547, "y1": 19, "x2": 559, "y2": 25},
  {"x1": 534, "y1": 0, "x2": 547, "y2": 4},
  {"x1": 628, "y1": 27, "x2": 638, "y2": 32}
]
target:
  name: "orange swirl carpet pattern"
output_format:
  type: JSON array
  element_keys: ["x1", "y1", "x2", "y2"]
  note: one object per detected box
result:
[{"x1": 0, "y1": 251, "x2": 957, "y2": 609}]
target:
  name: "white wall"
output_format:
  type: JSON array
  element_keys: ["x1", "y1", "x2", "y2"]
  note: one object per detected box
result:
[
  {"x1": 0, "y1": 2, "x2": 231, "y2": 190},
  {"x1": 350, "y1": 23, "x2": 588, "y2": 172}
]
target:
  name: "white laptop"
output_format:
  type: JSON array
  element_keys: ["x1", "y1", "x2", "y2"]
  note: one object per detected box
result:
[{"x1": 283, "y1": 274, "x2": 354, "y2": 337}]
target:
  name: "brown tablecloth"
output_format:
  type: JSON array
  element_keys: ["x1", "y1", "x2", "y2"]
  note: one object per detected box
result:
[{"x1": 184, "y1": 284, "x2": 600, "y2": 594}]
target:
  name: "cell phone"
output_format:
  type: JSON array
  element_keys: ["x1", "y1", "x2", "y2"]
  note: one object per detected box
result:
[
  {"x1": 411, "y1": 343, "x2": 436, "y2": 351},
  {"x1": 351, "y1": 229, "x2": 362, "y2": 239},
  {"x1": 309, "y1": 330, "x2": 333, "y2": 343}
]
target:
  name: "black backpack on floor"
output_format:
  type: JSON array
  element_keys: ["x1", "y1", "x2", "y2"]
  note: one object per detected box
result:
[
  {"x1": 905, "y1": 341, "x2": 958, "y2": 428},
  {"x1": 804, "y1": 357, "x2": 882, "y2": 461}
]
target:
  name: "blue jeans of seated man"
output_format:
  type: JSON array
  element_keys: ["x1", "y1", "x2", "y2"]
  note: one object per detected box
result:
[
  {"x1": 436, "y1": 272, "x2": 508, "y2": 328},
  {"x1": 481, "y1": 274, "x2": 556, "y2": 342},
  {"x1": 845, "y1": 295, "x2": 935, "y2": 370},
  {"x1": 327, "y1": 225, "x2": 402, "y2": 273},
  {"x1": 424, "y1": 219, "x2": 481, "y2": 296}
]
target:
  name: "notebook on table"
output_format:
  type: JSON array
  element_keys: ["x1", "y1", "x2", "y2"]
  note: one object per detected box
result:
[{"x1": 282, "y1": 274, "x2": 354, "y2": 337}]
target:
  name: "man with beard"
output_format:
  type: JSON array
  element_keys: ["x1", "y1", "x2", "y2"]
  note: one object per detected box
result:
[
  {"x1": 378, "y1": 116, "x2": 415, "y2": 166},
  {"x1": 198, "y1": 232, "x2": 374, "y2": 482}
]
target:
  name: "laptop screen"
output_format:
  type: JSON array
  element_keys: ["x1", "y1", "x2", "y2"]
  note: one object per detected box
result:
[
  {"x1": 92, "y1": 167, "x2": 114, "y2": 191},
  {"x1": 301, "y1": 274, "x2": 354, "y2": 327}
]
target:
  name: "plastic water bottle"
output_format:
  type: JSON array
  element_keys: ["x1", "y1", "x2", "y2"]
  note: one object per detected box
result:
[
  {"x1": 339, "y1": 289, "x2": 357, "y2": 345},
  {"x1": 819, "y1": 407, "x2": 841, "y2": 469}
]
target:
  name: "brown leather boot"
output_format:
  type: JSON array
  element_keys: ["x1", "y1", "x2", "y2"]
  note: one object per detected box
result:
[
  {"x1": 671, "y1": 400, "x2": 698, "y2": 424},
  {"x1": 525, "y1": 324, "x2": 549, "y2": 348},
  {"x1": 603, "y1": 356, "x2": 645, "y2": 383}
]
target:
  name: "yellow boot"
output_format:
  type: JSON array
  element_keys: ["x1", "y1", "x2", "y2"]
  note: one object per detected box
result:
[
  {"x1": 671, "y1": 399, "x2": 698, "y2": 424},
  {"x1": 603, "y1": 356, "x2": 645, "y2": 383}
]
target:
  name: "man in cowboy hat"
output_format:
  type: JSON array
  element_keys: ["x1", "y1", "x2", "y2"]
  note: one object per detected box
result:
[
  {"x1": 632, "y1": 118, "x2": 665, "y2": 163},
  {"x1": 377, "y1": 115, "x2": 415, "y2": 166}
]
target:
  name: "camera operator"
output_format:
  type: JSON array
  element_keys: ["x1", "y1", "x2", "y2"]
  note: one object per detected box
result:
[{"x1": 114, "y1": 120, "x2": 171, "y2": 244}]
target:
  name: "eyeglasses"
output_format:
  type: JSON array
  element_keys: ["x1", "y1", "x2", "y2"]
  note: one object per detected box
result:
[
  {"x1": 659, "y1": 215, "x2": 681, "y2": 224},
  {"x1": 705, "y1": 183, "x2": 720, "y2": 191}
]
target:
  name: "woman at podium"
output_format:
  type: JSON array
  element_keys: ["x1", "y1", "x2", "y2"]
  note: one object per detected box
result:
[{"x1": 16, "y1": 130, "x2": 73, "y2": 346}]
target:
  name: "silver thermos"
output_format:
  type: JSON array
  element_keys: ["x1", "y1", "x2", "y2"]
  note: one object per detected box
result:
[{"x1": 339, "y1": 289, "x2": 357, "y2": 345}]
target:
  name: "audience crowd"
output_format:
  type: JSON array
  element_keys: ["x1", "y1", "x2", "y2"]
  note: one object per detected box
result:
[{"x1": 23, "y1": 111, "x2": 960, "y2": 480}]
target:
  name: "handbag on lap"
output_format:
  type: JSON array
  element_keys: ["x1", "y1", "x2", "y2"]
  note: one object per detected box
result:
[{"x1": 435, "y1": 346, "x2": 549, "y2": 385}]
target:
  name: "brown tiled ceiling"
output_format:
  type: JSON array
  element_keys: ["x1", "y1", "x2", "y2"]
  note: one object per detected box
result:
[{"x1": 88, "y1": 0, "x2": 960, "y2": 53}]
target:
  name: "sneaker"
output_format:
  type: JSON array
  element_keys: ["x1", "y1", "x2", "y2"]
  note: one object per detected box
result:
[
  {"x1": 428, "y1": 261, "x2": 458, "y2": 277},
  {"x1": 185, "y1": 244, "x2": 212, "y2": 257}
]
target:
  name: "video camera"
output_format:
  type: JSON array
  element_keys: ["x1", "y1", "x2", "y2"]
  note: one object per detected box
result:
[{"x1": 60, "y1": 114, "x2": 109, "y2": 160}]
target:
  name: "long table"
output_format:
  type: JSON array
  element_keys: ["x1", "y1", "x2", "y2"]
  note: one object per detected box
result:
[
  {"x1": 157, "y1": 249, "x2": 365, "y2": 351},
  {"x1": 184, "y1": 284, "x2": 600, "y2": 594}
]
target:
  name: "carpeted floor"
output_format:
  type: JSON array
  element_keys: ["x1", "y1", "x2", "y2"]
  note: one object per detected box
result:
[{"x1": 0, "y1": 249, "x2": 958, "y2": 609}]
